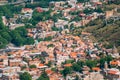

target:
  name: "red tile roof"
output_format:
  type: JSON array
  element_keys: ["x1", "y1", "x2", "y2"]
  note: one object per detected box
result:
[
  {"x1": 36, "y1": 7, "x2": 43, "y2": 13},
  {"x1": 64, "y1": 63, "x2": 72, "y2": 67},
  {"x1": 46, "y1": 69, "x2": 53, "y2": 75},
  {"x1": 110, "y1": 61, "x2": 118, "y2": 65},
  {"x1": 108, "y1": 70, "x2": 117, "y2": 75},
  {"x1": 39, "y1": 64, "x2": 44, "y2": 67},
  {"x1": 70, "y1": 52, "x2": 77, "y2": 58},
  {"x1": 92, "y1": 67, "x2": 101, "y2": 71}
]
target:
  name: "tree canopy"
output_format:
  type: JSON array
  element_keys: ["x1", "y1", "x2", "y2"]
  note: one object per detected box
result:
[
  {"x1": 37, "y1": 71, "x2": 49, "y2": 80},
  {"x1": 19, "y1": 72, "x2": 32, "y2": 80}
]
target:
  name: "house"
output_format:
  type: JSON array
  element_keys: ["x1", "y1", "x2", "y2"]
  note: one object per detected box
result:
[
  {"x1": 90, "y1": 0, "x2": 100, "y2": 2},
  {"x1": 81, "y1": 19, "x2": 90, "y2": 26},
  {"x1": 76, "y1": 3, "x2": 84, "y2": 10},
  {"x1": 92, "y1": 67, "x2": 101, "y2": 72},
  {"x1": 29, "y1": 60, "x2": 40, "y2": 67},
  {"x1": 64, "y1": 63, "x2": 72, "y2": 67},
  {"x1": 1, "y1": 73, "x2": 19, "y2": 80},
  {"x1": 0, "y1": 67, "x2": 21, "y2": 73},
  {"x1": 110, "y1": 60, "x2": 120, "y2": 67},
  {"x1": 29, "y1": 68, "x2": 40, "y2": 77},
  {"x1": 21, "y1": 8, "x2": 33, "y2": 14},
  {"x1": 46, "y1": 69, "x2": 53, "y2": 76},
  {"x1": 70, "y1": 52, "x2": 77, "y2": 59},
  {"x1": 55, "y1": 19, "x2": 68, "y2": 29},
  {"x1": 38, "y1": 64, "x2": 48, "y2": 69},
  {"x1": 56, "y1": 53, "x2": 69, "y2": 66},
  {"x1": 37, "y1": 20, "x2": 54, "y2": 32},
  {"x1": 2, "y1": 16, "x2": 8, "y2": 26},
  {"x1": 54, "y1": 1, "x2": 65, "y2": 8},
  {"x1": 49, "y1": 72, "x2": 63, "y2": 80},
  {"x1": 20, "y1": 13, "x2": 32, "y2": 19},
  {"x1": 36, "y1": 7, "x2": 43, "y2": 13},
  {"x1": 8, "y1": 59, "x2": 22, "y2": 67},
  {"x1": 0, "y1": 0, "x2": 8, "y2": 5},
  {"x1": 81, "y1": 72, "x2": 104, "y2": 80},
  {"x1": 9, "y1": 24, "x2": 25, "y2": 30},
  {"x1": 0, "y1": 55, "x2": 8, "y2": 66},
  {"x1": 67, "y1": 0, "x2": 77, "y2": 8},
  {"x1": 105, "y1": 10, "x2": 114, "y2": 19},
  {"x1": 105, "y1": 68, "x2": 120, "y2": 80}
]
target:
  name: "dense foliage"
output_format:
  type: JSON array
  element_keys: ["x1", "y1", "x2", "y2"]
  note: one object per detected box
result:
[
  {"x1": 84, "y1": 18, "x2": 120, "y2": 51},
  {"x1": 19, "y1": 72, "x2": 32, "y2": 80},
  {"x1": 0, "y1": 15, "x2": 34, "y2": 48},
  {"x1": 0, "y1": 5, "x2": 23, "y2": 18},
  {"x1": 37, "y1": 71, "x2": 49, "y2": 80}
]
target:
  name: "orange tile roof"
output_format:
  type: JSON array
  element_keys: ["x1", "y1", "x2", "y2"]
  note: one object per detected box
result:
[
  {"x1": 64, "y1": 63, "x2": 72, "y2": 67},
  {"x1": 0, "y1": 55, "x2": 7, "y2": 59},
  {"x1": 74, "y1": 36, "x2": 80, "y2": 40},
  {"x1": 27, "y1": 33, "x2": 34, "y2": 37},
  {"x1": 110, "y1": 61, "x2": 118, "y2": 65},
  {"x1": 108, "y1": 70, "x2": 117, "y2": 75},
  {"x1": 95, "y1": 2, "x2": 102, "y2": 5},
  {"x1": 39, "y1": 64, "x2": 44, "y2": 67},
  {"x1": 46, "y1": 69, "x2": 53, "y2": 75},
  {"x1": 49, "y1": 55, "x2": 54, "y2": 58},
  {"x1": 30, "y1": 68, "x2": 39, "y2": 71},
  {"x1": 70, "y1": 52, "x2": 77, "y2": 58},
  {"x1": 22, "y1": 8, "x2": 32, "y2": 11},
  {"x1": 60, "y1": 39, "x2": 65, "y2": 44},
  {"x1": 81, "y1": 32, "x2": 91, "y2": 35},
  {"x1": 92, "y1": 67, "x2": 101, "y2": 71}
]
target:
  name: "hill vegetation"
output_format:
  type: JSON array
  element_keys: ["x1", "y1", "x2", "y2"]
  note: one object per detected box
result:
[{"x1": 83, "y1": 18, "x2": 120, "y2": 51}]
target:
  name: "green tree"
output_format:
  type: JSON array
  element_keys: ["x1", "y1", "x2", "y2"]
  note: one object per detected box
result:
[
  {"x1": 21, "y1": 66, "x2": 27, "y2": 70},
  {"x1": 83, "y1": 8, "x2": 94, "y2": 14},
  {"x1": 85, "y1": 60, "x2": 97, "y2": 69},
  {"x1": 25, "y1": 37, "x2": 34, "y2": 45},
  {"x1": 100, "y1": 57, "x2": 106, "y2": 68},
  {"x1": 75, "y1": 75, "x2": 79, "y2": 80},
  {"x1": 0, "y1": 16, "x2": 4, "y2": 29},
  {"x1": 44, "y1": 36, "x2": 53, "y2": 41},
  {"x1": 15, "y1": 27, "x2": 27, "y2": 37},
  {"x1": 47, "y1": 61, "x2": 52, "y2": 67},
  {"x1": 94, "y1": 7, "x2": 103, "y2": 13},
  {"x1": 77, "y1": 61, "x2": 85, "y2": 67},
  {"x1": 37, "y1": 71, "x2": 49, "y2": 80},
  {"x1": 77, "y1": 0, "x2": 89, "y2": 3},
  {"x1": 1, "y1": 31, "x2": 12, "y2": 42},
  {"x1": 29, "y1": 65, "x2": 36, "y2": 68},
  {"x1": 62, "y1": 67, "x2": 72, "y2": 76},
  {"x1": 72, "y1": 63, "x2": 82, "y2": 73},
  {"x1": 19, "y1": 72, "x2": 32, "y2": 80},
  {"x1": 0, "y1": 36, "x2": 8, "y2": 48},
  {"x1": 10, "y1": 30, "x2": 24, "y2": 46}
]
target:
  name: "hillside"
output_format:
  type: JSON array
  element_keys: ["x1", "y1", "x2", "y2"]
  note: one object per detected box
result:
[{"x1": 83, "y1": 18, "x2": 120, "y2": 52}]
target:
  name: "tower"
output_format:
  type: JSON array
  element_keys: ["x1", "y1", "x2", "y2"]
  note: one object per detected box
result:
[
  {"x1": 104, "y1": 61, "x2": 108, "y2": 70},
  {"x1": 31, "y1": 0, "x2": 33, "y2": 4}
]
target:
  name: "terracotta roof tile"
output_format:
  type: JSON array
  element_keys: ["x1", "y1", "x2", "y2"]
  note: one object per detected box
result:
[
  {"x1": 39, "y1": 64, "x2": 44, "y2": 67},
  {"x1": 108, "y1": 70, "x2": 117, "y2": 75},
  {"x1": 92, "y1": 67, "x2": 101, "y2": 71},
  {"x1": 64, "y1": 63, "x2": 72, "y2": 67},
  {"x1": 46, "y1": 69, "x2": 53, "y2": 75},
  {"x1": 110, "y1": 61, "x2": 118, "y2": 65}
]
